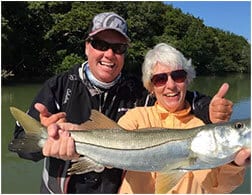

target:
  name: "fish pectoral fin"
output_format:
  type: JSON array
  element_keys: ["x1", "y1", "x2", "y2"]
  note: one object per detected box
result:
[
  {"x1": 155, "y1": 159, "x2": 192, "y2": 193},
  {"x1": 161, "y1": 158, "x2": 195, "y2": 172},
  {"x1": 155, "y1": 171, "x2": 186, "y2": 194},
  {"x1": 197, "y1": 153, "x2": 216, "y2": 164},
  {"x1": 197, "y1": 153, "x2": 232, "y2": 168},
  {"x1": 68, "y1": 156, "x2": 104, "y2": 175}
]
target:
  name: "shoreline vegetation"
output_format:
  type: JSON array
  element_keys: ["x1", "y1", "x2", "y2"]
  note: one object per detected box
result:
[{"x1": 2, "y1": 2, "x2": 250, "y2": 83}]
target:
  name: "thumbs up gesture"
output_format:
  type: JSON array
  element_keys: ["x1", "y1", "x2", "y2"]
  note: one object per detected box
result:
[{"x1": 209, "y1": 83, "x2": 233, "y2": 123}]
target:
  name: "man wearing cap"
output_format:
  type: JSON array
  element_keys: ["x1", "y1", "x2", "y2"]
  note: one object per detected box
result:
[{"x1": 10, "y1": 12, "x2": 233, "y2": 193}]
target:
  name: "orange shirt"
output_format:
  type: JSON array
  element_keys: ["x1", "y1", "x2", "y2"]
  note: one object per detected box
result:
[{"x1": 117, "y1": 102, "x2": 245, "y2": 194}]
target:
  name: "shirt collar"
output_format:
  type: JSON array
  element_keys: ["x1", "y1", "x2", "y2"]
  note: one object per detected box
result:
[{"x1": 155, "y1": 101, "x2": 192, "y2": 120}]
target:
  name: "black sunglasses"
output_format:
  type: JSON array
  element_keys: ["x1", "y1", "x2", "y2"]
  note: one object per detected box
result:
[
  {"x1": 88, "y1": 38, "x2": 128, "y2": 54},
  {"x1": 151, "y1": 70, "x2": 187, "y2": 87}
]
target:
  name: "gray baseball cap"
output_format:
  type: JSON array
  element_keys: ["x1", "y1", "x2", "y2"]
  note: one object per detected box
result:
[{"x1": 88, "y1": 12, "x2": 130, "y2": 42}]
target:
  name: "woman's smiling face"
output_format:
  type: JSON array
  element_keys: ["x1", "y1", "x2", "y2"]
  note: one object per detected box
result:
[{"x1": 152, "y1": 62, "x2": 188, "y2": 112}]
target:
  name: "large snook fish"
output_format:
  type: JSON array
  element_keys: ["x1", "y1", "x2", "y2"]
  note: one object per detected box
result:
[{"x1": 9, "y1": 107, "x2": 250, "y2": 193}]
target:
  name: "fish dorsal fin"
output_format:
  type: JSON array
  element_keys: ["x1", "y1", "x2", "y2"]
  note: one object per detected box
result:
[
  {"x1": 79, "y1": 109, "x2": 122, "y2": 130},
  {"x1": 155, "y1": 171, "x2": 186, "y2": 194},
  {"x1": 10, "y1": 107, "x2": 43, "y2": 135}
]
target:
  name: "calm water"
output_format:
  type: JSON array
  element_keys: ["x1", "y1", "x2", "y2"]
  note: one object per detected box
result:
[{"x1": 1, "y1": 74, "x2": 251, "y2": 193}]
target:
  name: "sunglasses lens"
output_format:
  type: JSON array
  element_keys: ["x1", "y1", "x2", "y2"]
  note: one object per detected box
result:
[
  {"x1": 90, "y1": 39, "x2": 127, "y2": 54},
  {"x1": 112, "y1": 44, "x2": 128, "y2": 54},
  {"x1": 151, "y1": 73, "x2": 168, "y2": 87},
  {"x1": 90, "y1": 40, "x2": 108, "y2": 51},
  {"x1": 151, "y1": 70, "x2": 187, "y2": 86},
  {"x1": 171, "y1": 70, "x2": 187, "y2": 83}
]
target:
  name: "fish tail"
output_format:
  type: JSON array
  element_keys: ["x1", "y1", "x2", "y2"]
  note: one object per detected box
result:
[
  {"x1": 8, "y1": 134, "x2": 43, "y2": 153},
  {"x1": 9, "y1": 107, "x2": 47, "y2": 153},
  {"x1": 10, "y1": 106, "x2": 45, "y2": 135}
]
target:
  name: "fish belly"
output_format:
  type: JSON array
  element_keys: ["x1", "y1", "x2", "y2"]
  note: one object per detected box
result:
[{"x1": 75, "y1": 139, "x2": 190, "y2": 172}]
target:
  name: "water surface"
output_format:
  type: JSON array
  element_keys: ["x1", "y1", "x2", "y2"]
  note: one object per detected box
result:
[{"x1": 2, "y1": 74, "x2": 250, "y2": 193}]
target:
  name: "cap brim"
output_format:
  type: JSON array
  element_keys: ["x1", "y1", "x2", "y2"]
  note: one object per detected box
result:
[{"x1": 89, "y1": 28, "x2": 130, "y2": 42}]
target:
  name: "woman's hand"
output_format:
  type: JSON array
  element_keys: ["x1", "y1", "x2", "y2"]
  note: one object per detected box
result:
[
  {"x1": 233, "y1": 148, "x2": 251, "y2": 166},
  {"x1": 209, "y1": 83, "x2": 233, "y2": 123}
]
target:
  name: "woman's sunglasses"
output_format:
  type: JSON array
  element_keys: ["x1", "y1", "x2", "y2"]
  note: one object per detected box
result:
[
  {"x1": 88, "y1": 37, "x2": 128, "y2": 54},
  {"x1": 151, "y1": 70, "x2": 187, "y2": 87}
]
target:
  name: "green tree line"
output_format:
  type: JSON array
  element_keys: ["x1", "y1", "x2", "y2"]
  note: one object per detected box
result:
[{"x1": 1, "y1": 1, "x2": 250, "y2": 81}]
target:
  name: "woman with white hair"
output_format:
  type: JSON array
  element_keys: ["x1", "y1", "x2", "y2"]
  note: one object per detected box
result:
[{"x1": 118, "y1": 43, "x2": 247, "y2": 194}]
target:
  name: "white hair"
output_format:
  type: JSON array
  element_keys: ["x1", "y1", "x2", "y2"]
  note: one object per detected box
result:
[{"x1": 142, "y1": 43, "x2": 196, "y2": 92}]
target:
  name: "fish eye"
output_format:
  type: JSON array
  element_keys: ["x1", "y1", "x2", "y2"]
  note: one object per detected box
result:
[{"x1": 234, "y1": 122, "x2": 244, "y2": 129}]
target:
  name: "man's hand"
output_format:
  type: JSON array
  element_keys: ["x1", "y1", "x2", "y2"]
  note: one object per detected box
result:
[
  {"x1": 35, "y1": 103, "x2": 66, "y2": 127},
  {"x1": 209, "y1": 83, "x2": 233, "y2": 123},
  {"x1": 35, "y1": 103, "x2": 81, "y2": 160},
  {"x1": 234, "y1": 148, "x2": 251, "y2": 166},
  {"x1": 43, "y1": 123, "x2": 80, "y2": 160}
]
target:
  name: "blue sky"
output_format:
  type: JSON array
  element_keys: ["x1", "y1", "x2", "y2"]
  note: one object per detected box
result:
[{"x1": 164, "y1": 1, "x2": 251, "y2": 42}]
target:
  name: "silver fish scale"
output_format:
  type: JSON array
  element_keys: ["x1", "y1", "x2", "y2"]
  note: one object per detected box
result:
[
  {"x1": 69, "y1": 127, "x2": 201, "y2": 150},
  {"x1": 74, "y1": 138, "x2": 191, "y2": 171}
]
